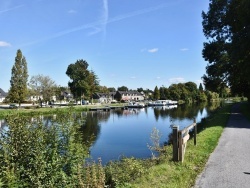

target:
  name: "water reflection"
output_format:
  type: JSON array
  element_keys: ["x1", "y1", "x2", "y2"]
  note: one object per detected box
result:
[
  {"x1": 85, "y1": 103, "x2": 221, "y2": 164},
  {"x1": 0, "y1": 102, "x2": 221, "y2": 164}
]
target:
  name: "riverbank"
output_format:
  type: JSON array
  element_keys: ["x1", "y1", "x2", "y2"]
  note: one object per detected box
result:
[
  {"x1": 0, "y1": 103, "x2": 126, "y2": 118},
  {"x1": 121, "y1": 103, "x2": 233, "y2": 187},
  {"x1": 1, "y1": 102, "x2": 246, "y2": 187}
]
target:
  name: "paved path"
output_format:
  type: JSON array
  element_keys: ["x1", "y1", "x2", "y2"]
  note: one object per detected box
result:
[{"x1": 194, "y1": 103, "x2": 250, "y2": 188}]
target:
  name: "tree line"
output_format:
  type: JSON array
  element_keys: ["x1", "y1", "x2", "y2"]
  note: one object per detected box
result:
[
  {"x1": 151, "y1": 82, "x2": 219, "y2": 103},
  {"x1": 5, "y1": 49, "x2": 222, "y2": 106}
]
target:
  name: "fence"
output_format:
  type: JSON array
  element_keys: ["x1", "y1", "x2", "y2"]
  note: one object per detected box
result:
[{"x1": 172, "y1": 119, "x2": 197, "y2": 162}]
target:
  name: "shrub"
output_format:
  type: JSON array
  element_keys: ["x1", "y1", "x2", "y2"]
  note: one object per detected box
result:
[
  {"x1": 0, "y1": 112, "x2": 105, "y2": 187},
  {"x1": 105, "y1": 157, "x2": 146, "y2": 187}
]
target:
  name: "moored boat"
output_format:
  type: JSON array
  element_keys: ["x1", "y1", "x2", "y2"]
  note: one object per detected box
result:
[
  {"x1": 148, "y1": 100, "x2": 178, "y2": 106},
  {"x1": 125, "y1": 102, "x2": 145, "y2": 108}
]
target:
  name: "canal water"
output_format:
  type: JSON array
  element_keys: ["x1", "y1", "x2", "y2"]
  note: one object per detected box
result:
[
  {"x1": 81, "y1": 103, "x2": 219, "y2": 164},
  {"x1": 0, "y1": 102, "x2": 220, "y2": 164}
]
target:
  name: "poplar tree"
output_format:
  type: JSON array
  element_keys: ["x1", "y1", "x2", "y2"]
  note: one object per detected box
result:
[
  {"x1": 8, "y1": 49, "x2": 29, "y2": 106},
  {"x1": 153, "y1": 86, "x2": 160, "y2": 100}
]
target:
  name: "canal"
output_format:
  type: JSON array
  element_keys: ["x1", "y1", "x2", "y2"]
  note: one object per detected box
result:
[
  {"x1": 0, "y1": 102, "x2": 220, "y2": 164},
  {"x1": 81, "y1": 102, "x2": 220, "y2": 164}
]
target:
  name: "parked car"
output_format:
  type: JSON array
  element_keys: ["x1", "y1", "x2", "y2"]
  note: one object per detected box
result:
[
  {"x1": 82, "y1": 100, "x2": 89, "y2": 105},
  {"x1": 9, "y1": 103, "x2": 18, "y2": 109}
]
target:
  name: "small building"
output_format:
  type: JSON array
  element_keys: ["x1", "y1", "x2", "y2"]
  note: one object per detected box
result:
[
  {"x1": 0, "y1": 88, "x2": 7, "y2": 103},
  {"x1": 114, "y1": 91, "x2": 144, "y2": 101},
  {"x1": 93, "y1": 92, "x2": 116, "y2": 103},
  {"x1": 61, "y1": 91, "x2": 73, "y2": 101}
]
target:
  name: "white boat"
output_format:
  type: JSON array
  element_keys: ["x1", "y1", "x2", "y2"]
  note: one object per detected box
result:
[
  {"x1": 166, "y1": 100, "x2": 178, "y2": 105},
  {"x1": 148, "y1": 100, "x2": 167, "y2": 106},
  {"x1": 148, "y1": 100, "x2": 178, "y2": 106},
  {"x1": 125, "y1": 102, "x2": 145, "y2": 108}
]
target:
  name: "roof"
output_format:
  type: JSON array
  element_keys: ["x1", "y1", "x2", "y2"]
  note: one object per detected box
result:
[
  {"x1": 116, "y1": 90, "x2": 143, "y2": 96},
  {"x1": 0, "y1": 88, "x2": 7, "y2": 97}
]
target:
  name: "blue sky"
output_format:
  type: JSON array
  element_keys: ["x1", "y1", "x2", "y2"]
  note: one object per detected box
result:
[{"x1": 0, "y1": 0, "x2": 209, "y2": 92}]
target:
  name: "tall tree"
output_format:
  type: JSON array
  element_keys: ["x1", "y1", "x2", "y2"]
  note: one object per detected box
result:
[
  {"x1": 108, "y1": 87, "x2": 116, "y2": 92},
  {"x1": 29, "y1": 74, "x2": 57, "y2": 102},
  {"x1": 198, "y1": 83, "x2": 204, "y2": 92},
  {"x1": 8, "y1": 49, "x2": 29, "y2": 106},
  {"x1": 117, "y1": 86, "x2": 128, "y2": 91},
  {"x1": 66, "y1": 60, "x2": 99, "y2": 100},
  {"x1": 202, "y1": 0, "x2": 250, "y2": 99},
  {"x1": 153, "y1": 86, "x2": 160, "y2": 100}
]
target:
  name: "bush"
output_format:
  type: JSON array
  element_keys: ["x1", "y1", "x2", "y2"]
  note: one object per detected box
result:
[
  {"x1": 0, "y1": 112, "x2": 105, "y2": 187},
  {"x1": 105, "y1": 157, "x2": 146, "y2": 187}
]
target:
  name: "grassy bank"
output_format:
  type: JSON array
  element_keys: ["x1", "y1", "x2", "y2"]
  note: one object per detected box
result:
[
  {"x1": 0, "y1": 106, "x2": 87, "y2": 118},
  {"x1": 0, "y1": 103, "x2": 233, "y2": 187},
  {"x1": 240, "y1": 101, "x2": 250, "y2": 121},
  {"x1": 0, "y1": 103, "x2": 126, "y2": 119},
  {"x1": 121, "y1": 103, "x2": 232, "y2": 188}
]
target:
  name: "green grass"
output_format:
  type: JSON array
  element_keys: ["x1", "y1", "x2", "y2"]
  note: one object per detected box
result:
[
  {"x1": 0, "y1": 103, "x2": 127, "y2": 118},
  {"x1": 0, "y1": 106, "x2": 87, "y2": 118},
  {"x1": 240, "y1": 102, "x2": 250, "y2": 121},
  {"x1": 123, "y1": 104, "x2": 232, "y2": 188}
]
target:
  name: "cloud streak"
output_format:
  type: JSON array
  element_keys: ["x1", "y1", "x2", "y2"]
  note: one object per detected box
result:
[
  {"x1": 22, "y1": 2, "x2": 173, "y2": 47},
  {"x1": 0, "y1": 4, "x2": 24, "y2": 14},
  {"x1": 102, "y1": 0, "x2": 108, "y2": 39}
]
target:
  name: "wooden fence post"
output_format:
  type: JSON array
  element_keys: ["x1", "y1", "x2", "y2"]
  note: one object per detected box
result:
[
  {"x1": 172, "y1": 125, "x2": 179, "y2": 161},
  {"x1": 194, "y1": 118, "x2": 197, "y2": 146},
  {"x1": 178, "y1": 130, "x2": 183, "y2": 162}
]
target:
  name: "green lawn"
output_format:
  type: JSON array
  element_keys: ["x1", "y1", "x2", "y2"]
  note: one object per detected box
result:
[{"x1": 124, "y1": 104, "x2": 232, "y2": 188}]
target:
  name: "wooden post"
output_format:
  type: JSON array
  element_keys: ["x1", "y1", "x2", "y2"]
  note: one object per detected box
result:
[
  {"x1": 194, "y1": 118, "x2": 197, "y2": 146},
  {"x1": 172, "y1": 125, "x2": 179, "y2": 161},
  {"x1": 178, "y1": 131, "x2": 183, "y2": 162}
]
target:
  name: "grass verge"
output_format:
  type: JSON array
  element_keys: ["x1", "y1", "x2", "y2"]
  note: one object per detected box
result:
[
  {"x1": 124, "y1": 103, "x2": 232, "y2": 188},
  {"x1": 240, "y1": 101, "x2": 250, "y2": 121}
]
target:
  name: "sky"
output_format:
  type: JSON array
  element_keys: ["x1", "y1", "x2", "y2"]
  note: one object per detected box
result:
[{"x1": 0, "y1": 0, "x2": 210, "y2": 92}]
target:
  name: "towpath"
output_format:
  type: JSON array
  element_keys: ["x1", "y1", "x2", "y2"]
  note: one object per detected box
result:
[{"x1": 194, "y1": 103, "x2": 250, "y2": 188}]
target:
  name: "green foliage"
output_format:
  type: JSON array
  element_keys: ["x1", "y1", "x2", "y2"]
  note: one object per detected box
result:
[
  {"x1": 153, "y1": 86, "x2": 160, "y2": 100},
  {"x1": 8, "y1": 49, "x2": 29, "y2": 106},
  {"x1": 66, "y1": 60, "x2": 99, "y2": 100},
  {"x1": 128, "y1": 104, "x2": 232, "y2": 188},
  {"x1": 0, "y1": 111, "x2": 105, "y2": 187},
  {"x1": 205, "y1": 90, "x2": 219, "y2": 101},
  {"x1": 117, "y1": 86, "x2": 128, "y2": 91},
  {"x1": 202, "y1": 0, "x2": 250, "y2": 99},
  {"x1": 105, "y1": 157, "x2": 147, "y2": 187},
  {"x1": 29, "y1": 74, "x2": 57, "y2": 102}
]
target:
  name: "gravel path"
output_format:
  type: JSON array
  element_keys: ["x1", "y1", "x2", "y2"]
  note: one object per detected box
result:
[{"x1": 194, "y1": 103, "x2": 250, "y2": 188}]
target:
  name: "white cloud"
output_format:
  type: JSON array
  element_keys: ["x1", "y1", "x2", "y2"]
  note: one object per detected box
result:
[
  {"x1": 0, "y1": 41, "x2": 11, "y2": 47},
  {"x1": 180, "y1": 48, "x2": 189, "y2": 51},
  {"x1": 68, "y1": 9, "x2": 77, "y2": 14},
  {"x1": 148, "y1": 48, "x2": 159, "y2": 53},
  {"x1": 168, "y1": 77, "x2": 185, "y2": 84}
]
